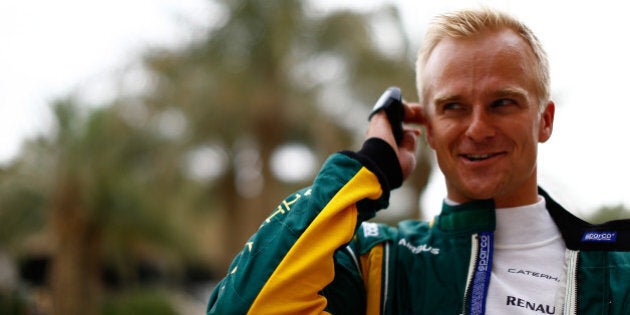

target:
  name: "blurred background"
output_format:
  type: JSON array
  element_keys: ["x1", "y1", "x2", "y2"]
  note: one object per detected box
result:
[{"x1": 2, "y1": 0, "x2": 630, "y2": 314}]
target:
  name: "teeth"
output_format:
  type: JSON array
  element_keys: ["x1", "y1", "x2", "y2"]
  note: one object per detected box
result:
[{"x1": 466, "y1": 154, "x2": 492, "y2": 160}]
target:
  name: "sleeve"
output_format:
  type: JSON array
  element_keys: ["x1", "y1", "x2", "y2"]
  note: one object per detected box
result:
[{"x1": 206, "y1": 138, "x2": 401, "y2": 315}]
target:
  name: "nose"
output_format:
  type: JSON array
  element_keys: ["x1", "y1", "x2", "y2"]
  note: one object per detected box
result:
[{"x1": 465, "y1": 109, "x2": 495, "y2": 142}]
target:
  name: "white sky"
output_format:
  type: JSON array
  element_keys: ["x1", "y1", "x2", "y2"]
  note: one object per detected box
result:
[
  {"x1": 0, "y1": 0, "x2": 212, "y2": 161},
  {"x1": 2, "y1": 0, "x2": 630, "y2": 219}
]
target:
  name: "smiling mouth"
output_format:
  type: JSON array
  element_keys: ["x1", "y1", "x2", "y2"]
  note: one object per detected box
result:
[{"x1": 462, "y1": 153, "x2": 503, "y2": 161}]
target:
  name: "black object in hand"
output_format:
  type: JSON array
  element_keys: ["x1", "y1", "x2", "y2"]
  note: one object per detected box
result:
[{"x1": 368, "y1": 87, "x2": 404, "y2": 145}]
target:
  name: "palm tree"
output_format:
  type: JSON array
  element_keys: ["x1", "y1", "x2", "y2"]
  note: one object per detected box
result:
[
  {"x1": 39, "y1": 100, "x2": 189, "y2": 315},
  {"x1": 141, "y1": 0, "x2": 431, "y2": 270},
  {"x1": 1, "y1": 2, "x2": 434, "y2": 312}
]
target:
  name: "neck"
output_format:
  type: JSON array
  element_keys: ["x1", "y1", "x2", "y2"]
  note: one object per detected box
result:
[
  {"x1": 446, "y1": 174, "x2": 540, "y2": 208},
  {"x1": 493, "y1": 188, "x2": 539, "y2": 208}
]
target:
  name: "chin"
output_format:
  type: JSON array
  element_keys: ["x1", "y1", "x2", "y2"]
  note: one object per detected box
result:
[
  {"x1": 463, "y1": 191, "x2": 496, "y2": 202},
  {"x1": 453, "y1": 182, "x2": 504, "y2": 202}
]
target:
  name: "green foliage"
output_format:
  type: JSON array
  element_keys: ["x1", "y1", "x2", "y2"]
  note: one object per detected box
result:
[
  {"x1": 0, "y1": 175, "x2": 46, "y2": 245},
  {"x1": 1, "y1": 0, "x2": 432, "y2": 313},
  {"x1": 588, "y1": 204, "x2": 630, "y2": 224},
  {"x1": 0, "y1": 291, "x2": 27, "y2": 315},
  {"x1": 137, "y1": 0, "x2": 430, "y2": 266},
  {"x1": 50, "y1": 99, "x2": 194, "y2": 269},
  {"x1": 0, "y1": 136, "x2": 53, "y2": 250},
  {"x1": 101, "y1": 289, "x2": 177, "y2": 315}
]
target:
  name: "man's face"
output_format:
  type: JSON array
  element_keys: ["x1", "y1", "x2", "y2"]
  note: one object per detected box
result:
[{"x1": 421, "y1": 29, "x2": 554, "y2": 207}]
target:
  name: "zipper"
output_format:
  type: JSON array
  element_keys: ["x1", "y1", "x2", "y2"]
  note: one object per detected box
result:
[
  {"x1": 462, "y1": 232, "x2": 493, "y2": 315},
  {"x1": 462, "y1": 233, "x2": 480, "y2": 314},
  {"x1": 562, "y1": 250, "x2": 579, "y2": 315}
]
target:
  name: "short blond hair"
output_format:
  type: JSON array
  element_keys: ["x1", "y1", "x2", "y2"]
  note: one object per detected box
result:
[{"x1": 416, "y1": 7, "x2": 550, "y2": 110}]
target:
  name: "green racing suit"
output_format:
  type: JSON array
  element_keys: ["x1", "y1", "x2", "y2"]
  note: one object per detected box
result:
[{"x1": 207, "y1": 138, "x2": 630, "y2": 314}]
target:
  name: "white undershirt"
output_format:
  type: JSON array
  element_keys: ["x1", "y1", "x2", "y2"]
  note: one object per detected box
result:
[{"x1": 485, "y1": 196, "x2": 566, "y2": 314}]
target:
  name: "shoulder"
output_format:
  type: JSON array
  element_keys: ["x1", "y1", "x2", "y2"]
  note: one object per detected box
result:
[{"x1": 354, "y1": 220, "x2": 433, "y2": 254}]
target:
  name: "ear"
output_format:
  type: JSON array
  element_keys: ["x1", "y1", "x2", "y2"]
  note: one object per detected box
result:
[{"x1": 538, "y1": 101, "x2": 555, "y2": 143}]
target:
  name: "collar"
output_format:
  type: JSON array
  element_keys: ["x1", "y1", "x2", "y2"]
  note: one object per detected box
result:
[
  {"x1": 542, "y1": 187, "x2": 630, "y2": 251},
  {"x1": 434, "y1": 187, "x2": 630, "y2": 251},
  {"x1": 437, "y1": 198, "x2": 495, "y2": 234}
]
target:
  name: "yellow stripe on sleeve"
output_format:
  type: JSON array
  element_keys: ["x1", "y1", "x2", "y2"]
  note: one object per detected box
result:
[{"x1": 248, "y1": 167, "x2": 383, "y2": 314}]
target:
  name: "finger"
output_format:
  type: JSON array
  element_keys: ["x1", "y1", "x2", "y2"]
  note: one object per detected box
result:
[
  {"x1": 400, "y1": 127, "x2": 422, "y2": 150},
  {"x1": 366, "y1": 111, "x2": 397, "y2": 149},
  {"x1": 402, "y1": 101, "x2": 427, "y2": 125},
  {"x1": 398, "y1": 128, "x2": 422, "y2": 180}
]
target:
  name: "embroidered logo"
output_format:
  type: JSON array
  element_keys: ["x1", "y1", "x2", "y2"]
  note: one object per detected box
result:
[
  {"x1": 581, "y1": 231, "x2": 617, "y2": 242},
  {"x1": 397, "y1": 238, "x2": 440, "y2": 255},
  {"x1": 362, "y1": 222, "x2": 379, "y2": 238}
]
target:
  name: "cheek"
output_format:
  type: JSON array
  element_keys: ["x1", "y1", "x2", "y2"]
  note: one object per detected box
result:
[
  {"x1": 427, "y1": 128, "x2": 457, "y2": 170},
  {"x1": 427, "y1": 120, "x2": 459, "y2": 151}
]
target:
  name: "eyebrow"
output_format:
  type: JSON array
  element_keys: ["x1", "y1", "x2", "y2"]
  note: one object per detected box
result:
[
  {"x1": 433, "y1": 94, "x2": 461, "y2": 105},
  {"x1": 433, "y1": 87, "x2": 529, "y2": 104},
  {"x1": 493, "y1": 87, "x2": 529, "y2": 100}
]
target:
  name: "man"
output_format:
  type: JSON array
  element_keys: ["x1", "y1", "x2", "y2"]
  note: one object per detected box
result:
[{"x1": 207, "y1": 7, "x2": 630, "y2": 314}]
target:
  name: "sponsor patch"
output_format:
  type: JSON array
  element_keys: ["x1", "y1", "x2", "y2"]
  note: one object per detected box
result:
[
  {"x1": 362, "y1": 222, "x2": 379, "y2": 238},
  {"x1": 398, "y1": 238, "x2": 440, "y2": 255},
  {"x1": 581, "y1": 231, "x2": 617, "y2": 242}
]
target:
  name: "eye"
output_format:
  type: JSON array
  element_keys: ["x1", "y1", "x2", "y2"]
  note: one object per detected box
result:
[
  {"x1": 442, "y1": 102, "x2": 464, "y2": 112},
  {"x1": 490, "y1": 98, "x2": 518, "y2": 113},
  {"x1": 491, "y1": 98, "x2": 516, "y2": 108}
]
